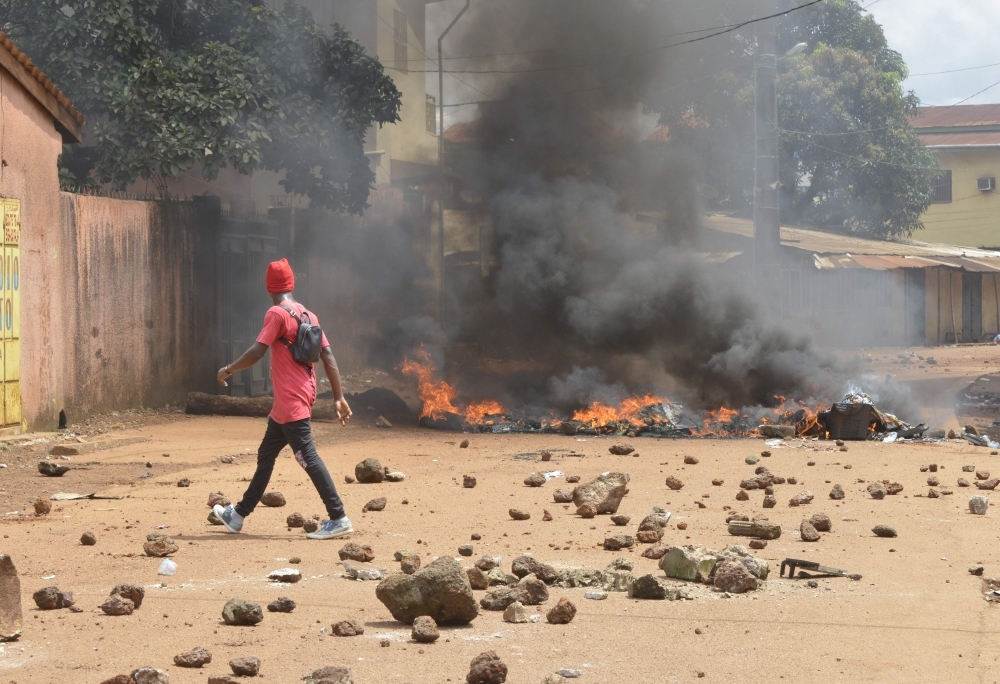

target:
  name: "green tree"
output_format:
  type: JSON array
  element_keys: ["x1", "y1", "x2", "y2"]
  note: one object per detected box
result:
[
  {"x1": 2, "y1": 0, "x2": 402, "y2": 214},
  {"x1": 654, "y1": 0, "x2": 938, "y2": 239}
]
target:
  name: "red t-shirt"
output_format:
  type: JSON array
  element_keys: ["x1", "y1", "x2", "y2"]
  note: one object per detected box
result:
[{"x1": 256, "y1": 302, "x2": 330, "y2": 424}]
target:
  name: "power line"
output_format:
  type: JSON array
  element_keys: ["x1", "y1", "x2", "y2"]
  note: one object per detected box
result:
[
  {"x1": 910, "y1": 61, "x2": 1000, "y2": 77},
  {"x1": 952, "y1": 78, "x2": 1000, "y2": 106},
  {"x1": 410, "y1": 0, "x2": 825, "y2": 75}
]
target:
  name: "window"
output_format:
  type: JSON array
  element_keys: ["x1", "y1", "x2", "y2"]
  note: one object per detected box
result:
[
  {"x1": 426, "y1": 94, "x2": 437, "y2": 135},
  {"x1": 930, "y1": 170, "x2": 952, "y2": 203},
  {"x1": 394, "y1": 10, "x2": 408, "y2": 73}
]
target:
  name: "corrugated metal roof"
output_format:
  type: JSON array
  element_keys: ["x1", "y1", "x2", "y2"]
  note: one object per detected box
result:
[
  {"x1": 813, "y1": 253, "x2": 1000, "y2": 272},
  {"x1": 917, "y1": 130, "x2": 1000, "y2": 147},
  {"x1": 910, "y1": 104, "x2": 1000, "y2": 129}
]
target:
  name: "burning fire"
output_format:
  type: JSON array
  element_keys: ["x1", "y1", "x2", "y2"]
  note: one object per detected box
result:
[
  {"x1": 572, "y1": 394, "x2": 668, "y2": 426},
  {"x1": 400, "y1": 348, "x2": 507, "y2": 423}
]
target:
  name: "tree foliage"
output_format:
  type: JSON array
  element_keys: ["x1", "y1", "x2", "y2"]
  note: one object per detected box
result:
[
  {"x1": 652, "y1": 0, "x2": 938, "y2": 239},
  {"x1": 2, "y1": 0, "x2": 402, "y2": 213}
]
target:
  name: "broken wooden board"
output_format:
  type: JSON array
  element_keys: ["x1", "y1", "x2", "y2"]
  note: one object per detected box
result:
[
  {"x1": 0, "y1": 554, "x2": 22, "y2": 641},
  {"x1": 50, "y1": 492, "x2": 125, "y2": 501}
]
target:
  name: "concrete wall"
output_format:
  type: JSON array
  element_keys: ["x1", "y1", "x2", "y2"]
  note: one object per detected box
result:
[{"x1": 921, "y1": 148, "x2": 1000, "y2": 248}]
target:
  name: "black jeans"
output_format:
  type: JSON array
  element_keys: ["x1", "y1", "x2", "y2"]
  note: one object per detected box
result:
[{"x1": 235, "y1": 418, "x2": 345, "y2": 521}]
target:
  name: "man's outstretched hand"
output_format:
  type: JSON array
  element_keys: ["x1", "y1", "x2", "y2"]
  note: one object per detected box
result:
[
  {"x1": 217, "y1": 367, "x2": 232, "y2": 386},
  {"x1": 335, "y1": 398, "x2": 353, "y2": 425}
]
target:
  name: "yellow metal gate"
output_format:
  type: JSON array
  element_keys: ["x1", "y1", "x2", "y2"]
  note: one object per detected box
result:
[{"x1": 0, "y1": 200, "x2": 20, "y2": 430}]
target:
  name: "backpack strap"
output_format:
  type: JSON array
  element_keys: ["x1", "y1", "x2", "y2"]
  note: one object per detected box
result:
[{"x1": 277, "y1": 305, "x2": 300, "y2": 349}]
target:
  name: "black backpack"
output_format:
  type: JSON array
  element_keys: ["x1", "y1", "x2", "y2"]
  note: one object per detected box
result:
[{"x1": 279, "y1": 305, "x2": 324, "y2": 366}]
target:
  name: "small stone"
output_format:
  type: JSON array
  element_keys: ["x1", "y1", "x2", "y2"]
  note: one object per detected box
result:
[
  {"x1": 541, "y1": 451, "x2": 552, "y2": 461},
  {"x1": 472, "y1": 533, "x2": 482, "y2": 540},
  {"x1": 713, "y1": 559, "x2": 758, "y2": 593},
  {"x1": 267, "y1": 597, "x2": 295, "y2": 613},
  {"x1": 33, "y1": 498, "x2": 52, "y2": 516},
  {"x1": 745, "y1": 455, "x2": 759, "y2": 465},
  {"x1": 401, "y1": 556, "x2": 421, "y2": 575},
  {"x1": 963, "y1": 465, "x2": 976, "y2": 472},
  {"x1": 609, "y1": 444, "x2": 635, "y2": 455},
  {"x1": 739, "y1": 479, "x2": 759, "y2": 490},
  {"x1": 385, "y1": 471, "x2": 406, "y2": 482},
  {"x1": 222, "y1": 598, "x2": 263, "y2": 625},
  {"x1": 566, "y1": 476, "x2": 580, "y2": 484},
  {"x1": 100, "y1": 594, "x2": 134, "y2": 616},
  {"x1": 459, "y1": 545, "x2": 474, "y2": 557},
  {"x1": 762, "y1": 494, "x2": 777, "y2": 508},
  {"x1": 603, "y1": 535, "x2": 634, "y2": 551},
  {"x1": 927, "y1": 476, "x2": 940, "y2": 487},
  {"x1": 230, "y1": 656, "x2": 261, "y2": 676},
  {"x1": 524, "y1": 473, "x2": 546, "y2": 487},
  {"x1": 302, "y1": 666, "x2": 354, "y2": 684},
  {"x1": 809, "y1": 513, "x2": 832, "y2": 532},
  {"x1": 872, "y1": 525, "x2": 897, "y2": 538},
  {"x1": 345, "y1": 475, "x2": 355, "y2": 484},
  {"x1": 412, "y1": 615, "x2": 439, "y2": 643},
  {"x1": 37, "y1": 461, "x2": 70, "y2": 477},
  {"x1": 886, "y1": 482, "x2": 904, "y2": 495},
  {"x1": 177, "y1": 478, "x2": 190, "y2": 487},
  {"x1": 970, "y1": 495, "x2": 989, "y2": 515},
  {"x1": 969, "y1": 565, "x2": 985, "y2": 576},
  {"x1": 542, "y1": 509, "x2": 553, "y2": 521},
  {"x1": 676, "y1": 522, "x2": 688, "y2": 530},
  {"x1": 712, "y1": 478, "x2": 724, "y2": 486},
  {"x1": 303, "y1": 519, "x2": 320, "y2": 533},
  {"x1": 611, "y1": 514, "x2": 630, "y2": 526},
  {"x1": 977, "y1": 478, "x2": 1000, "y2": 490},
  {"x1": 460, "y1": 439, "x2": 470, "y2": 448},
  {"x1": 363, "y1": 497, "x2": 387, "y2": 512},
  {"x1": 208, "y1": 511, "x2": 223, "y2": 525},
  {"x1": 80, "y1": 531, "x2": 97, "y2": 546},
  {"x1": 977, "y1": 470, "x2": 991, "y2": 480},
  {"x1": 787, "y1": 477, "x2": 798, "y2": 485},
  {"x1": 807, "y1": 461, "x2": 815, "y2": 466},
  {"x1": 267, "y1": 568, "x2": 302, "y2": 583},
  {"x1": 467, "y1": 567, "x2": 489, "y2": 590},
  {"x1": 928, "y1": 488, "x2": 940, "y2": 498},
  {"x1": 220, "y1": 455, "x2": 234, "y2": 464},
  {"x1": 553, "y1": 489, "x2": 574, "y2": 503},
  {"x1": 475, "y1": 555, "x2": 498, "y2": 571},
  {"x1": 111, "y1": 584, "x2": 145, "y2": 609},
  {"x1": 338, "y1": 543, "x2": 375, "y2": 563},
  {"x1": 576, "y1": 503, "x2": 597, "y2": 518},
  {"x1": 99, "y1": 676, "x2": 133, "y2": 684},
  {"x1": 929, "y1": 463, "x2": 938, "y2": 472},
  {"x1": 143, "y1": 537, "x2": 178, "y2": 557},
  {"x1": 375, "y1": 415, "x2": 392, "y2": 428},
  {"x1": 466, "y1": 651, "x2": 507, "y2": 684},
  {"x1": 286, "y1": 512, "x2": 305, "y2": 528},
  {"x1": 355, "y1": 458, "x2": 385, "y2": 483},
  {"x1": 735, "y1": 490, "x2": 749, "y2": 502},
  {"x1": 641, "y1": 543, "x2": 669, "y2": 559},
  {"x1": 174, "y1": 646, "x2": 212, "y2": 668},
  {"x1": 958, "y1": 478, "x2": 971, "y2": 487},
  {"x1": 463, "y1": 475, "x2": 477, "y2": 488},
  {"x1": 260, "y1": 491, "x2": 286, "y2": 507},
  {"x1": 207, "y1": 492, "x2": 230, "y2": 508},
  {"x1": 800, "y1": 520, "x2": 821, "y2": 542},
  {"x1": 664, "y1": 476, "x2": 684, "y2": 490},
  {"x1": 332, "y1": 619, "x2": 365, "y2": 636},
  {"x1": 749, "y1": 539, "x2": 767, "y2": 550},
  {"x1": 33, "y1": 586, "x2": 71, "y2": 610},
  {"x1": 509, "y1": 509, "x2": 531, "y2": 521},
  {"x1": 867, "y1": 482, "x2": 887, "y2": 500},
  {"x1": 684, "y1": 455, "x2": 699, "y2": 465},
  {"x1": 807, "y1": 580, "x2": 819, "y2": 588},
  {"x1": 764, "y1": 486, "x2": 774, "y2": 495},
  {"x1": 131, "y1": 667, "x2": 170, "y2": 684},
  {"x1": 546, "y1": 598, "x2": 576, "y2": 624}
]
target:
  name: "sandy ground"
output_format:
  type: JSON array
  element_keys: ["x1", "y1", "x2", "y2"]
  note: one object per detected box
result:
[{"x1": 2, "y1": 344, "x2": 1000, "y2": 684}]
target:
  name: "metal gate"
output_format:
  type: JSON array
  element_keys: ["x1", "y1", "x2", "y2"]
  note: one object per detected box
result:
[{"x1": 218, "y1": 210, "x2": 286, "y2": 396}]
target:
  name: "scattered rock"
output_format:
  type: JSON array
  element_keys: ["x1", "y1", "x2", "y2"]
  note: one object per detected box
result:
[
  {"x1": 524, "y1": 473, "x2": 546, "y2": 487},
  {"x1": 576, "y1": 503, "x2": 597, "y2": 518},
  {"x1": 684, "y1": 455, "x2": 699, "y2": 465},
  {"x1": 111, "y1": 584, "x2": 145, "y2": 609},
  {"x1": 713, "y1": 559, "x2": 758, "y2": 593},
  {"x1": 355, "y1": 458, "x2": 384, "y2": 483},
  {"x1": 33, "y1": 498, "x2": 52, "y2": 516},
  {"x1": 542, "y1": 509, "x2": 553, "y2": 521},
  {"x1": 553, "y1": 489, "x2": 574, "y2": 503},
  {"x1": 375, "y1": 415, "x2": 392, "y2": 428},
  {"x1": 177, "y1": 478, "x2": 190, "y2": 488},
  {"x1": 963, "y1": 465, "x2": 976, "y2": 473},
  {"x1": 463, "y1": 475, "x2": 477, "y2": 488},
  {"x1": 143, "y1": 537, "x2": 178, "y2": 557},
  {"x1": 100, "y1": 594, "x2": 134, "y2": 616},
  {"x1": 222, "y1": 598, "x2": 264, "y2": 626},
  {"x1": 676, "y1": 522, "x2": 688, "y2": 530},
  {"x1": 207, "y1": 511, "x2": 223, "y2": 525},
  {"x1": 385, "y1": 471, "x2": 406, "y2": 482},
  {"x1": 344, "y1": 476, "x2": 355, "y2": 484},
  {"x1": 641, "y1": 543, "x2": 669, "y2": 560},
  {"x1": 800, "y1": 520, "x2": 821, "y2": 542},
  {"x1": 745, "y1": 455, "x2": 759, "y2": 465},
  {"x1": 603, "y1": 535, "x2": 634, "y2": 551},
  {"x1": 809, "y1": 513, "x2": 832, "y2": 532},
  {"x1": 363, "y1": 498, "x2": 387, "y2": 512},
  {"x1": 867, "y1": 482, "x2": 887, "y2": 500},
  {"x1": 546, "y1": 598, "x2": 576, "y2": 624},
  {"x1": 660, "y1": 546, "x2": 717, "y2": 582},
  {"x1": 100, "y1": 676, "x2": 134, "y2": 684},
  {"x1": 977, "y1": 478, "x2": 1000, "y2": 491},
  {"x1": 174, "y1": 646, "x2": 212, "y2": 667},
  {"x1": 929, "y1": 463, "x2": 938, "y2": 472},
  {"x1": 886, "y1": 482, "x2": 904, "y2": 495},
  {"x1": 928, "y1": 488, "x2": 940, "y2": 499},
  {"x1": 339, "y1": 543, "x2": 375, "y2": 563},
  {"x1": 375, "y1": 557, "x2": 478, "y2": 624},
  {"x1": 627, "y1": 574, "x2": 689, "y2": 600},
  {"x1": 509, "y1": 509, "x2": 531, "y2": 521},
  {"x1": 712, "y1": 478, "x2": 724, "y2": 486},
  {"x1": 37, "y1": 461, "x2": 70, "y2": 477},
  {"x1": 970, "y1": 495, "x2": 989, "y2": 515},
  {"x1": 872, "y1": 525, "x2": 897, "y2": 538},
  {"x1": 516, "y1": 576, "x2": 550, "y2": 605},
  {"x1": 467, "y1": 567, "x2": 489, "y2": 590},
  {"x1": 739, "y1": 479, "x2": 759, "y2": 490},
  {"x1": 207, "y1": 492, "x2": 230, "y2": 508},
  {"x1": 511, "y1": 556, "x2": 558, "y2": 583},
  {"x1": 332, "y1": 619, "x2": 365, "y2": 637},
  {"x1": 762, "y1": 494, "x2": 777, "y2": 508},
  {"x1": 608, "y1": 444, "x2": 634, "y2": 455},
  {"x1": 475, "y1": 556, "x2": 498, "y2": 571},
  {"x1": 267, "y1": 568, "x2": 302, "y2": 583},
  {"x1": 466, "y1": 651, "x2": 507, "y2": 684},
  {"x1": 287, "y1": 512, "x2": 305, "y2": 528},
  {"x1": 541, "y1": 451, "x2": 552, "y2": 461},
  {"x1": 230, "y1": 656, "x2": 261, "y2": 676},
  {"x1": 411, "y1": 615, "x2": 440, "y2": 645},
  {"x1": 735, "y1": 490, "x2": 749, "y2": 502},
  {"x1": 401, "y1": 555, "x2": 422, "y2": 575},
  {"x1": 460, "y1": 439, "x2": 470, "y2": 448},
  {"x1": 749, "y1": 539, "x2": 767, "y2": 550},
  {"x1": 927, "y1": 476, "x2": 940, "y2": 487},
  {"x1": 958, "y1": 478, "x2": 971, "y2": 487},
  {"x1": 969, "y1": 565, "x2": 985, "y2": 576},
  {"x1": 502, "y1": 600, "x2": 528, "y2": 623},
  {"x1": 131, "y1": 667, "x2": 170, "y2": 684},
  {"x1": 664, "y1": 475, "x2": 684, "y2": 491},
  {"x1": 267, "y1": 597, "x2": 295, "y2": 613},
  {"x1": 80, "y1": 531, "x2": 97, "y2": 546},
  {"x1": 32, "y1": 587, "x2": 73, "y2": 610},
  {"x1": 566, "y1": 476, "x2": 580, "y2": 484},
  {"x1": 302, "y1": 665, "x2": 354, "y2": 684},
  {"x1": 572, "y1": 472, "x2": 630, "y2": 513}
]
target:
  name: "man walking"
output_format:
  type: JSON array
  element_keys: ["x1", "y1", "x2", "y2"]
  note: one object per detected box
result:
[{"x1": 213, "y1": 258, "x2": 354, "y2": 540}]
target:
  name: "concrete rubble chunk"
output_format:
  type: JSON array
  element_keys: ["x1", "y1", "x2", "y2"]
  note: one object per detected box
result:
[
  {"x1": 375, "y1": 557, "x2": 478, "y2": 624},
  {"x1": 222, "y1": 598, "x2": 264, "y2": 625},
  {"x1": 572, "y1": 472, "x2": 630, "y2": 513},
  {"x1": 727, "y1": 520, "x2": 781, "y2": 540},
  {"x1": 0, "y1": 555, "x2": 22, "y2": 641},
  {"x1": 503, "y1": 600, "x2": 528, "y2": 623},
  {"x1": 659, "y1": 546, "x2": 717, "y2": 582}
]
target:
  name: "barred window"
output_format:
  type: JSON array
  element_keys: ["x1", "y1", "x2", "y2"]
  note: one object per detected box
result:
[
  {"x1": 394, "y1": 10, "x2": 408, "y2": 73},
  {"x1": 930, "y1": 170, "x2": 952, "y2": 203}
]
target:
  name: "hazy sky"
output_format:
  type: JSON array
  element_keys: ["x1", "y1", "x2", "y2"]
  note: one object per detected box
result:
[{"x1": 869, "y1": 0, "x2": 1000, "y2": 106}]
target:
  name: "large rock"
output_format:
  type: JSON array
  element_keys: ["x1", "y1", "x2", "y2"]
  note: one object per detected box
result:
[
  {"x1": 375, "y1": 557, "x2": 478, "y2": 624},
  {"x1": 627, "y1": 574, "x2": 689, "y2": 600},
  {"x1": 230, "y1": 656, "x2": 260, "y2": 676},
  {"x1": 33, "y1": 587, "x2": 73, "y2": 610},
  {"x1": 467, "y1": 567, "x2": 489, "y2": 590},
  {"x1": 222, "y1": 598, "x2": 263, "y2": 626},
  {"x1": 467, "y1": 651, "x2": 507, "y2": 684},
  {"x1": 100, "y1": 595, "x2": 134, "y2": 616},
  {"x1": 516, "y1": 576, "x2": 549, "y2": 605},
  {"x1": 111, "y1": 584, "x2": 145, "y2": 609},
  {"x1": 143, "y1": 537, "x2": 178, "y2": 557},
  {"x1": 302, "y1": 666, "x2": 354, "y2": 684},
  {"x1": 659, "y1": 546, "x2": 717, "y2": 582},
  {"x1": 546, "y1": 598, "x2": 576, "y2": 624},
  {"x1": 480, "y1": 587, "x2": 520, "y2": 611},
  {"x1": 571, "y1": 472, "x2": 630, "y2": 514},
  {"x1": 800, "y1": 520, "x2": 821, "y2": 542},
  {"x1": 174, "y1": 646, "x2": 212, "y2": 667},
  {"x1": 0, "y1": 555, "x2": 22, "y2": 641},
  {"x1": 131, "y1": 667, "x2": 170, "y2": 684},
  {"x1": 355, "y1": 458, "x2": 384, "y2": 483},
  {"x1": 267, "y1": 597, "x2": 295, "y2": 613},
  {"x1": 713, "y1": 560, "x2": 758, "y2": 593},
  {"x1": 970, "y1": 495, "x2": 989, "y2": 515},
  {"x1": 37, "y1": 461, "x2": 70, "y2": 477},
  {"x1": 511, "y1": 556, "x2": 558, "y2": 584}
]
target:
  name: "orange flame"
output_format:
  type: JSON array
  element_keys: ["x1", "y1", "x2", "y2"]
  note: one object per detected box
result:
[
  {"x1": 572, "y1": 394, "x2": 668, "y2": 426},
  {"x1": 465, "y1": 400, "x2": 506, "y2": 424},
  {"x1": 400, "y1": 348, "x2": 507, "y2": 422}
]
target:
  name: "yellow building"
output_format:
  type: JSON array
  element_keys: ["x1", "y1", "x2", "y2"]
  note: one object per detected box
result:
[{"x1": 911, "y1": 105, "x2": 1000, "y2": 249}]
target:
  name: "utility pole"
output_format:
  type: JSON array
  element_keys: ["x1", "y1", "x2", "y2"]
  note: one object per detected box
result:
[
  {"x1": 437, "y1": 0, "x2": 470, "y2": 323},
  {"x1": 753, "y1": 0, "x2": 780, "y2": 268}
]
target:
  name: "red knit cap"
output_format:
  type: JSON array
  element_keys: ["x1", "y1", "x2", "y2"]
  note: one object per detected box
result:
[{"x1": 265, "y1": 258, "x2": 295, "y2": 294}]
